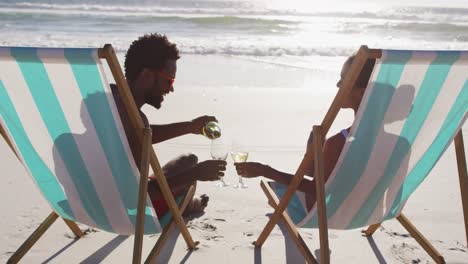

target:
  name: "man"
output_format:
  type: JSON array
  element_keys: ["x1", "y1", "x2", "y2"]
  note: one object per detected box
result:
[{"x1": 112, "y1": 33, "x2": 226, "y2": 216}]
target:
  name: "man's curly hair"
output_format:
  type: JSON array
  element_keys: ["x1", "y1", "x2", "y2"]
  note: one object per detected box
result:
[{"x1": 124, "y1": 33, "x2": 180, "y2": 81}]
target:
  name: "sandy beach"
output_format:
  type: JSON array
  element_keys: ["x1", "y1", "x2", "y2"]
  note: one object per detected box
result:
[{"x1": 1, "y1": 53, "x2": 467, "y2": 263}]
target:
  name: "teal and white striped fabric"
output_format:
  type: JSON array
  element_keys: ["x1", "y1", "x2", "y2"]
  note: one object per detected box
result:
[
  {"x1": 271, "y1": 50, "x2": 468, "y2": 230},
  {"x1": 0, "y1": 47, "x2": 164, "y2": 235}
]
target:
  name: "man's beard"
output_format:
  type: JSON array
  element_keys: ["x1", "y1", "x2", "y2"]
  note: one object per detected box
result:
[{"x1": 146, "y1": 95, "x2": 163, "y2": 109}]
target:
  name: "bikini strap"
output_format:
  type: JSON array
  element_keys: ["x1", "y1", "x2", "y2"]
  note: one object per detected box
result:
[{"x1": 340, "y1": 129, "x2": 349, "y2": 139}]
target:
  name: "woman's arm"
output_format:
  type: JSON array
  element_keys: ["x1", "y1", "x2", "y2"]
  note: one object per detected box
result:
[
  {"x1": 234, "y1": 162, "x2": 314, "y2": 193},
  {"x1": 234, "y1": 129, "x2": 347, "y2": 195}
]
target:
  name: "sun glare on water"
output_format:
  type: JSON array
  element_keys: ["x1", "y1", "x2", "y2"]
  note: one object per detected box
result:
[
  {"x1": 254, "y1": 0, "x2": 467, "y2": 13},
  {"x1": 256, "y1": 0, "x2": 380, "y2": 14}
]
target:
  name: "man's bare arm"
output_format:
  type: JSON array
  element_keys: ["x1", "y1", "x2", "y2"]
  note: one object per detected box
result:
[
  {"x1": 150, "y1": 122, "x2": 194, "y2": 143},
  {"x1": 150, "y1": 115, "x2": 217, "y2": 143}
]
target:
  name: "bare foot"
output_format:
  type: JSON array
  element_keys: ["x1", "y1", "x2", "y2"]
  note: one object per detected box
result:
[{"x1": 184, "y1": 194, "x2": 209, "y2": 216}]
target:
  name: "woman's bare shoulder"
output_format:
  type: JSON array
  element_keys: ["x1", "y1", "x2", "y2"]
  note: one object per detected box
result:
[{"x1": 324, "y1": 130, "x2": 347, "y2": 154}]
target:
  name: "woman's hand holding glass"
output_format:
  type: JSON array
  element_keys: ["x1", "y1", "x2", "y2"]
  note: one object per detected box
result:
[{"x1": 234, "y1": 162, "x2": 268, "y2": 179}]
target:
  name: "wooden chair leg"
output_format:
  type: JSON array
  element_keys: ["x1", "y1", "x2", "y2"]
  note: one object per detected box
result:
[
  {"x1": 254, "y1": 155, "x2": 311, "y2": 247},
  {"x1": 397, "y1": 214, "x2": 445, "y2": 264},
  {"x1": 260, "y1": 181, "x2": 318, "y2": 264},
  {"x1": 313, "y1": 126, "x2": 330, "y2": 264},
  {"x1": 7, "y1": 211, "x2": 59, "y2": 264},
  {"x1": 144, "y1": 185, "x2": 197, "y2": 264},
  {"x1": 133, "y1": 127, "x2": 152, "y2": 264},
  {"x1": 454, "y1": 130, "x2": 468, "y2": 246},
  {"x1": 62, "y1": 218, "x2": 84, "y2": 238},
  {"x1": 361, "y1": 223, "x2": 381, "y2": 237}
]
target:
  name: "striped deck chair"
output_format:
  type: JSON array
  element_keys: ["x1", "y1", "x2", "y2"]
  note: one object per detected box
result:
[
  {"x1": 254, "y1": 46, "x2": 468, "y2": 264},
  {"x1": 0, "y1": 45, "x2": 198, "y2": 264}
]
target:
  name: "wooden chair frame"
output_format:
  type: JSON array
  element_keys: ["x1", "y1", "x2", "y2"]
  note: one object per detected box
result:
[
  {"x1": 253, "y1": 46, "x2": 468, "y2": 264},
  {"x1": 2, "y1": 44, "x2": 198, "y2": 264}
]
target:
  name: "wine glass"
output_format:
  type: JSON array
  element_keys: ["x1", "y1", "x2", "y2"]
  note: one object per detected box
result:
[
  {"x1": 231, "y1": 140, "x2": 249, "y2": 188},
  {"x1": 210, "y1": 138, "x2": 229, "y2": 187}
]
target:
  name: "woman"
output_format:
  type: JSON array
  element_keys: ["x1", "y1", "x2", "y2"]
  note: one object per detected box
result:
[{"x1": 234, "y1": 55, "x2": 375, "y2": 210}]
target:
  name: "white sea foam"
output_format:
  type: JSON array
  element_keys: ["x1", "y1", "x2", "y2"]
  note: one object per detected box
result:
[{"x1": 0, "y1": 0, "x2": 466, "y2": 68}]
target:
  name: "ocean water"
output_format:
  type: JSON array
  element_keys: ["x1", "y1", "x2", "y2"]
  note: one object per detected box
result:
[{"x1": 1, "y1": 0, "x2": 467, "y2": 69}]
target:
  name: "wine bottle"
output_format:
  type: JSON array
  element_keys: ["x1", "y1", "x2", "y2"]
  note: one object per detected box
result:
[{"x1": 202, "y1": 121, "x2": 221, "y2": 139}]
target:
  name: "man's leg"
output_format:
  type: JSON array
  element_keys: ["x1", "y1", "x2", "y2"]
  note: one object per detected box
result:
[
  {"x1": 148, "y1": 153, "x2": 198, "y2": 196},
  {"x1": 162, "y1": 153, "x2": 198, "y2": 178},
  {"x1": 152, "y1": 153, "x2": 209, "y2": 215}
]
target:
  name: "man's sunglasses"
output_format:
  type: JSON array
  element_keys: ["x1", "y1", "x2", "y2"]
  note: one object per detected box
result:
[{"x1": 155, "y1": 71, "x2": 175, "y2": 86}]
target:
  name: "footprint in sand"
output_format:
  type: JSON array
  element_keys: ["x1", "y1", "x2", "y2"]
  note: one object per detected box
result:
[
  {"x1": 387, "y1": 231, "x2": 411, "y2": 238},
  {"x1": 188, "y1": 221, "x2": 217, "y2": 232},
  {"x1": 448, "y1": 247, "x2": 467, "y2": 253},
  {"x1": 391, "y1": 242, "x2": 420, "y2": 264},
  {"x1": 245, "y1": 216, "x2": 264, "y2": 223},
  {"x1": 201, "y1": 223, "x2": 217, "y2": 231},
  {"x1": 204, "y1": 235, "x2": 224, "y2": 241}
]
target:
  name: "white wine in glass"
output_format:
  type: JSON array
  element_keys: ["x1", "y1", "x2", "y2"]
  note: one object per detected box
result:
[
  {"x1": 231, "y1": 152, "x2": 248, "y2": 163},
  {"x1": 210, "y1": 138, "x2": 229, "y2": 187},
  {"x1": 231, "y1": 141, "x2": 249, "y2": 188}
]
